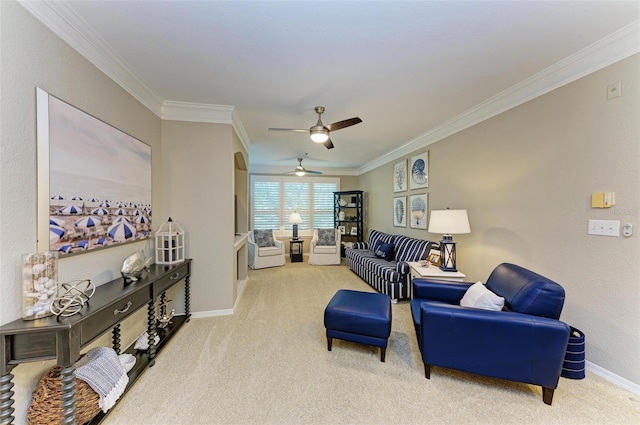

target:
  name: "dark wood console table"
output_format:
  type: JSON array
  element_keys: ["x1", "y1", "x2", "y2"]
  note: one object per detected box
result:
[{"x1": 0, "y1": 259, "x2": 192, "y2": 425}]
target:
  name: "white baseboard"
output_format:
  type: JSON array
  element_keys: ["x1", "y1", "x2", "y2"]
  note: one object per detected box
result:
[
  {"x1": 586, "y1": 360, "x2": 640, "y2": 395},
  {"x1": 189, "y1": 277, "x2": 249, "y2": 319},
  {"x1": 190, "y1": 309, "x2": 234, "y2": 318}
]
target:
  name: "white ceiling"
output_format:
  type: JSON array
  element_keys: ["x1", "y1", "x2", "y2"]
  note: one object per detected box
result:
[{"x1": 22, "y1": 1, "x2": 640, "y2": 175}]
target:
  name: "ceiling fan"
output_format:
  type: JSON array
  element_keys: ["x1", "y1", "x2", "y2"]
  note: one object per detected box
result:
[
  {"x1": 268, "y1": 106, "x2": 362, "y2": 149},
  {"x1": 285, "y1": 157, "x2": 322, "y2": 176}
]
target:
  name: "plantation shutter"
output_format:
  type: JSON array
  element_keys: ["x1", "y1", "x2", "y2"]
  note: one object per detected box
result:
[
  {"x1": 284, "y1": 181, "x2": 310, "y2": 231},
  {"x1": 252, "y1": 181, "x2": 280, "y2": 230},
  {"x1": 313, "y1": 182, "x2": 338, "y2": 229}
]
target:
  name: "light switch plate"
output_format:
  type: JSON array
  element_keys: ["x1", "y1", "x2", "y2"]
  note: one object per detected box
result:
[{"x1": 588, "y1": 219, "x2": 620, "y2": 237}]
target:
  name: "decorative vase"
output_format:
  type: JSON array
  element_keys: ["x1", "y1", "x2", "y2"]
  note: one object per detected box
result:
[
  {"x1": 339, "y1": 211, "x2": 346, "y2": 220},
  {"x1": 22, "y1": 251, "x2": 58, "y2": 320}
]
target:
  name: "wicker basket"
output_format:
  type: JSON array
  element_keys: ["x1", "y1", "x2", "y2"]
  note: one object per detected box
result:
[{"x1": 28, "y1": 365, "x2": 101, "y2": 425}]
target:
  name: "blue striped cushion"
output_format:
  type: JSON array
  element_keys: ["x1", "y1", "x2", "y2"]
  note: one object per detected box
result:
[
  {"x1": 368, "y1": 230, "x2": 394, "y2": 252},
  {"x1": 394, "y1": 235, "x2": 431, "y2": 262}
]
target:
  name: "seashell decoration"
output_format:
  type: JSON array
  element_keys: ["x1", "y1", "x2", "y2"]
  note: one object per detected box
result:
[{"x1": 22, "y1": 251, "x2": 59, "y2": 320}]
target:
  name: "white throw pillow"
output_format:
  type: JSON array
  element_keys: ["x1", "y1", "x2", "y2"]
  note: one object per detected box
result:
[{"x1": 460, "y1": 281, "x2": 505, "y2": 311}]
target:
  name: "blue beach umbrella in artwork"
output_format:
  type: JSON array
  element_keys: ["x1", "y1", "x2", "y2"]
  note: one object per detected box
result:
[
  {"x1": 134, "y1": 215, "x2": 149, "y2": 224},
  {"x1": 131, "y1": 209, "x2": 143, "y2": 216},
  {"x1": 88, "y1": 197, "x2": 100, "y2": 203},
  {"x1": 74, "y1": 216, "x2": 102, "y2": 229},
  {"x1": 91, "y1": 207, "x2": 109, "y2": 216},
  {"x1": 50, "y1": 224, "x2": 66, "y2": 243},
  {"x1": 51, "y1": 195, "x2": 64, "y2": 200},
  {"x1": 113, "y1": 216, "x2": 132, "y2": 224},
  {"x1": 107, "y1": 221, "x2": 136, "y2": 242},
  {"x1": 99, "y1": 201, "x2": 111, "y2": 208},
  {"x1": 59, "y1": 205, "x2": 82, "y2": 215},
  {"x1": 113, "y1": 208, "x2": 127, "y2": 216},
  {"x1": 71, "y1": 196, "x2": 83, "y2": 201},
  {"x1": 49, "y1": 216, "x2": 66, "y2": 227}
]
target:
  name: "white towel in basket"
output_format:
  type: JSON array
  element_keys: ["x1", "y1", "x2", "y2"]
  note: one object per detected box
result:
[{"x1": 74, "y1": 347, "x2": 128, "y2": 413}]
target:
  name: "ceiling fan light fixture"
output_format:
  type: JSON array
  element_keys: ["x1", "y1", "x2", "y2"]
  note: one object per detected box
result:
[
  {"x1": 310, "y1": 126, "x2": 329, "y2": 143},
  {"x1": 295, "y1": 170, "x2": 306, "y2": 176}
]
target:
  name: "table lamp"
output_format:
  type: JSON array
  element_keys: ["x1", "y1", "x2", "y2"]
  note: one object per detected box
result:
[
  {"x1": 289, "y1": 212, "x2": 303, "y2": 240},
  {"x1": 427, "y1": 209, "x2": 470, "y2": 272}
]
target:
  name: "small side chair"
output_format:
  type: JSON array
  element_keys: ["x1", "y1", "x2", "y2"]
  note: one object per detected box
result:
[{"x1": 309, "y1": 228, "x2": 341, "y2": 265}]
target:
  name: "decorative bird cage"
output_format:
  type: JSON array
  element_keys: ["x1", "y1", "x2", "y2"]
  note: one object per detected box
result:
[{"x1": 155, "y1": 217, "x2": 185, "y2": 265}]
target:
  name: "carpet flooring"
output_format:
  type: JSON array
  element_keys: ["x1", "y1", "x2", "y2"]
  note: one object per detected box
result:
[{"x1": 104, "y1": 260, "x2": 640, "y2": 424}]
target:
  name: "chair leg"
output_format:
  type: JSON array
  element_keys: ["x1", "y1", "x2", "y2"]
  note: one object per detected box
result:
[
  {"x1": 424, "y1": 364, "x2": 431, "y2": 379},
  {"x1": 542, "y1": 387, "x2": 554, "y2": 405},
  {"x1": 327, "y1": 337, "x2": 332, "y2": 351},
  {"x1": 380, "y1": 348, "x2": 386, "y2": 362}
]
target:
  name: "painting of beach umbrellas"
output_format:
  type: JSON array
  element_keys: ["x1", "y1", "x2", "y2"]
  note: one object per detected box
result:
[
  {"x1": 37, "y1": 88, "x2": 151, "y2": 255},
  {"x1": 108, "y1": 221, "x2": 136, "y2": 242}
]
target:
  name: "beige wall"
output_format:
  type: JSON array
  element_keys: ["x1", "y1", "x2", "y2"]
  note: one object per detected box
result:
[
  {"x1": 162, "y1": 120, "x2": 235, "y2": 313},
  {"x1": 0, "y1": 2, "x2": 163, "y2": 422},
  {"x1": 360, "y1": 54, "x2": 640, "y2": 385}
]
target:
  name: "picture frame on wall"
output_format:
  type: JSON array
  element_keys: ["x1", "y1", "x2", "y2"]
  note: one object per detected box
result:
[
  {"x1": 36, "y1": 88, "x2": 152, "y2": 256},
  {"x1": 409, "y1": 193, "x2": 428, "y2": 229},
  {"x1": 393, "y1": 160, "x2": 407, "y2": 192},
  {"x1": 409, "y1": 152, "x2": 428, "y2": 190},
  {"x1": 393, "y1": 196, "x2": 406, "y2": 227}
]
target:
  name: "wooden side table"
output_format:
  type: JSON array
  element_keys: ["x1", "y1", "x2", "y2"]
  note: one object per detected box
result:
[{"x1": 289, "y1": 239, "x2": 304, "y2": 262}]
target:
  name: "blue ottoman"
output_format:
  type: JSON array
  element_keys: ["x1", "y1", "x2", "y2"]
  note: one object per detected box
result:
[{"x1": 324, "y1": 289, "x2": 392, "y2": 362}]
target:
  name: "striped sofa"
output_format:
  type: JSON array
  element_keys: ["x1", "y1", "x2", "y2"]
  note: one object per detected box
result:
[{"x1": 346, "y1": 229, "x2": 434, "y2": 302}]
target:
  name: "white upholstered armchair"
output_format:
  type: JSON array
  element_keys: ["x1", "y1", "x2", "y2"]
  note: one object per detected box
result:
[
  {"x1": 309, "y1": 228, "x2": 341, "y2": 265},
  {"x1": 248, "y1": 230, "x2": 285, "y2": 269}
]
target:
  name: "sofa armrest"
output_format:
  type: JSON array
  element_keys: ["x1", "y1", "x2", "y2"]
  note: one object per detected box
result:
[
  {"x1": 273, "y1": 240, "x2": 283, "y2": 249},
  {"x1": 419, "y1": 301, "x2": 570, "y2": 387},
  {"x1": 396, "y1": 261, "x2": 410, "y2": 275},
  {"x1": 412, "y1": 279, "x2": 471, "y2": 303},
  {"x1": 352, "y1": 241, "x2": 369, "y2": 250}
]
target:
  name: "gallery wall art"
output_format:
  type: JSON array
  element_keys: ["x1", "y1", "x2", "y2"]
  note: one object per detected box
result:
[
  {"x1": 393, "y1": 196, "x2": 406, "y2": 227},
  {"x1": 393, "y1": 160, "x2": 407, "y2": 192},
  {"x1": 410, "y1": 193, "x2": 428, "y2": 229},
  {"x1": 409, "y1": 152, "x2": 428, "y2": 190},
  {"x1": 37, "y1": 88, "x2": 152, "y2": 256}
]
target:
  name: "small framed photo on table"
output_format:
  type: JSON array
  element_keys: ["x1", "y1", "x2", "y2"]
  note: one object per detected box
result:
[
  {"x1": 428, "y1": 249, "x2": 440, "y2": 267},
  {"x1": 350, "y1": 227, "x2": 358, "y2": 236},
  {"x1": 338, "y1": 225, "x2": 346, "y2": 235}
]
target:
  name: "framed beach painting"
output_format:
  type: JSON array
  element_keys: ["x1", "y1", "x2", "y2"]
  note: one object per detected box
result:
[
  {"x1": 37, "y1": 88, "x2": 152, "y2": 256},
  {"x1": 409, "y1": 152, "x2": 428, "y2": 190},
  {"x1": 393, "y1": 196, "x2": 406, "y2": 227},
  {"x1": 409, "y1": 193, "x2": 428, "y2": 229},
  {"x1": 393, "y1": 159, "x2": 407, "y2": 192}
]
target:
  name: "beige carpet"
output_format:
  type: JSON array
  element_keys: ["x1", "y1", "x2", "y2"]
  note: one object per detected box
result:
[{"x1": 104, "y1": 260, "x2": 640, "y2": 425}]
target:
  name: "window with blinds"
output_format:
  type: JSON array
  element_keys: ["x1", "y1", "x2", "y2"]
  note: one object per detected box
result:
[{"x1": 251, "y1": 176, "x2": 339, "y2": 237}]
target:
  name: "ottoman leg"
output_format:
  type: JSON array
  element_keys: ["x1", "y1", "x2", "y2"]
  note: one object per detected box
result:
[
  {"x1": 327, "y1": 337, "x2": 333, "y2": 351},
  {"x1": 380, "y1": 348, "x2": 386, "y2": 362}
]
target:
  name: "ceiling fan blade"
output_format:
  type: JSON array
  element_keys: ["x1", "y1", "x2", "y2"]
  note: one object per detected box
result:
[
  {"x1": 268, "y1": 128, "x2": 308, "y2": 133},
  {"x1": 306, "y1": 170, "x2": 323, "y2": 175},
  {"x1": 325, "y1": 117, "x2": 362, "y2": 132},
  {"x1": 323, "y1": 138, "x2": 334, "y2": 149}
]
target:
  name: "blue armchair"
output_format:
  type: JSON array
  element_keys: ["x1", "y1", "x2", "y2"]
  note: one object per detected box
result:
[{"x1": 410, "y1": 263, "x2": 570, "y2": 405}]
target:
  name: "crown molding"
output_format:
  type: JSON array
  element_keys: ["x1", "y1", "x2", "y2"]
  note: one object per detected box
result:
[
  {"x1": 360, "y1": 20, "x2": 640, "y2": 175},
  {"x1": 18, "y1": 0, "x2": 164, "y2": 117},
  {"x1": 19, "y1": 0, "x2": 637, "y2": 175},
  {"x1": 161, "y1": 101, "x2": 234, "y2": 123},
  {"x1": 232, "y1": 110, "x2": 252, "y2": 154}
]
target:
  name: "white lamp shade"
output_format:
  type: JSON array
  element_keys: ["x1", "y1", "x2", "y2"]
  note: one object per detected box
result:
[
  {"x1": 288, "y1": 212, "x2": 303, "y2": 224},
  {"x1": 428, "y1": 209, "x2": 470, "y2": 234}
]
